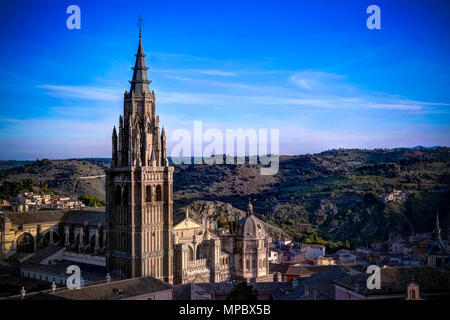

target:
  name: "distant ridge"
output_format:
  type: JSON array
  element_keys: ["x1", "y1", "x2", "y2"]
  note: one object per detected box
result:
[
  {"x1": 1, "y1": 146, "x2": 447, "y2": 163},
  {"x1": 0, "y1": 147, "x2": 449, "y2": 248},
  {"x1": 392, "y1": 145, "x2": 442, "y2": 151}
]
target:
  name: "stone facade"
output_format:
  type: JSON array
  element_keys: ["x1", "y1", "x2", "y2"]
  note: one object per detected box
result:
[
  {"x1": 172, "y1": 202, "x2": 272, "y2": 285},
  {"x1": 173, "y1": 210, "x2": 230, "y2": 284},
  {"x1": 1, "y1": 28, "x2": 272, "y2": 288},
  {"x1": 0, "y1": 212, "x2": 62, "y2": 258},
  {"x1": 233, "y1": 200, "x2": 271, "y2": 282},
  {"x1": 105, "y1": 28, "x2": 173, "y2": 283},
  {"x1": 0, "y1": 209, "x2": 105, "y2": 259}
]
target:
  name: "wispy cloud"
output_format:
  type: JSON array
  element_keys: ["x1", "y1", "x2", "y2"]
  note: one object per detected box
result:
[
  {"x1": 362, "y1": 103, "x2": 422, "y2": 111},
  {"x1": 38, "y1": 85, "x2": 121, "y2": 101},
  {"x1": 159, "y1": 69, "x2": 450, "y2": 112},
  {"x1": 158, "y1": 91, "x2": 426, "y2": 111},
  {"x1": 37, "y1": 69, "x2": 448, "y2": 114},
  {"x1": 289, "y1": 71, "x2": 347, "y2": 92},
  {"x1": 13, "y1": 66, "x2": 446, "y2": 160},
  {"x1": 153, "y1": 68, "x2": 238, "y2": 77},
  {"x1": 199, "y1": 69, "x2": 238, "y2": 76}
]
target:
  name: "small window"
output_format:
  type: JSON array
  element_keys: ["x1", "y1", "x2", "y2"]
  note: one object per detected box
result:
[
  {"x1": 145, "y1": 186, "x2": 152, "y2": 203},
  {"x1": 156, "y1": 185, "x2": 162, "y2": 201}
]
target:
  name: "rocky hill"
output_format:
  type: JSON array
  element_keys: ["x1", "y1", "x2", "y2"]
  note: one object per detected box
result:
[
  {"x1": 1, "y1": 147, "x2": 449, "y2": 248},
  {"x1": 174, "y1": 200, "x2": 291, "y2": 240},
  {"x1": 0, "y1": 158, "x2": 108, "y2": 200}
]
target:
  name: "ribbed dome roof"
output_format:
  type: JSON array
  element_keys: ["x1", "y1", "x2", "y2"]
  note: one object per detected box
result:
[{"x1": 235, "y1": 200, "x2": 265, "y2": 238}]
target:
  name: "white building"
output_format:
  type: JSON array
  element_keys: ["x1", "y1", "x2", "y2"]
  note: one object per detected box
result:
[
  {"x1": 301, "y1": 244, "x2": 326, "y2": 259},
  {"x1": 268, "y1": 249, "x2": 280, "y2": 263}
]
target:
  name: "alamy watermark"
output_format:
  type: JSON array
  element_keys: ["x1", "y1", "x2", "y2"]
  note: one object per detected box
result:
[
  {"x1": 366, "y1": 5, "x2": 381, "y2": 30},
  {"x1": 66, "y1": 265, "x2": 81, "y2": 289},
  {"x1": 66, "y1": 5, "x2": 81, "y2": 30},
  {"x1": 170, "y1": 121, "x2": 279, "y2": 175},
  {"x1": 366, "y1": 265, "x2": 381, "y2": 290}
]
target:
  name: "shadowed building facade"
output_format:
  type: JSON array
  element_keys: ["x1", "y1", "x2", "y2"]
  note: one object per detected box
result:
[{"x1": 106, "y1": 27, "x2": 174, "y2": 283}]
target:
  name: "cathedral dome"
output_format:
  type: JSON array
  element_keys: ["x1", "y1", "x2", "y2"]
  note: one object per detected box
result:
[{"x1": 235, "y1": 200, "x2": 266, "y2": 239}]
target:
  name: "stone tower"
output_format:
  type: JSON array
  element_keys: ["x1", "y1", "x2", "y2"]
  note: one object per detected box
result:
[
  {"x1": 233, "y1": 200, "x2": 270, "y2": 282},
  {"x1": 106, "y1": 26, "x2": 174, "y2": 283}
]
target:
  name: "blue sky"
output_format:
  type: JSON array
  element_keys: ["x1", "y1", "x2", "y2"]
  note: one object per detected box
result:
[{"x1": 0, "y1": 0, "x2": 449, "y2": 159}]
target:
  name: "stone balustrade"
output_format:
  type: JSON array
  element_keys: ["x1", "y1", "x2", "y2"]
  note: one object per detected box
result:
[{"x1": 187, "y1": 258, "x2": 207, "y2": 271}]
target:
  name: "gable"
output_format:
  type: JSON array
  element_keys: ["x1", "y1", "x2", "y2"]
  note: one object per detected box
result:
[{"x1": 173, "y1": 218, "x2": 203, "y2": 230}]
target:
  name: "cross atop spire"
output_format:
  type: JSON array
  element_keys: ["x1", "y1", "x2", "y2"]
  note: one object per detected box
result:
[{"x1": 137, "y1": 16, "x2": 145, "y2": 39}]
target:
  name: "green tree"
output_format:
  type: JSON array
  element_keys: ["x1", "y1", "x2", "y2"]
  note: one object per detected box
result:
[
  {"x1": 22, "y1": 178, "x2": 35, "y2": 191},
  {"x1": 78, "y1": 194, "x2": 106, "y2": 207}
]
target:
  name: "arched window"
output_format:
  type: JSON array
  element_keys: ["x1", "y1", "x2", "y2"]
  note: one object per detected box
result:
[
  {"x1": 69, "y1": 225, "x2": 74, "y2": 243},
  {"x1": 44, "y1": 230, "x2": 59, "y2": 246},
  {"x1": 123, "y1": 185, "x2": 128, "y2": 206},
  {"x1": 196, "y1": 244, "x2": 202, "y2": 260},
  {"x1": 246, "y1": 258, "x2": 250, "y2": 270},
  {"x1": 98, "y1": 225, "x2": 104, "y2": 247},
  {"x1": 114, "y1": 186, "x2": 121, "y2": 205},
  {"x1": 17, "y1": 233, "x2": 34, "y2": 253},
  {"x1": 156, "y1": 185, "x2": 162, "y2": 201},
  {"x1": 90, "y1": 235, "x2": 96, "y2": 252},
  {"x1": 188, "y1": 246, "x2": 194, "y2": 261},
  {"x1": 146, "y1": 185, "x2": 152, "y2": 202},
  {"x1": 83, "y1": 225, "x2": 90, "y2": 246}
]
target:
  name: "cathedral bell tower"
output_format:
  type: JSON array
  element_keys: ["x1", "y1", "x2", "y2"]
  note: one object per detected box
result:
[{"x1": 106, "y1": 24, "x2": 174, "y2": 283}]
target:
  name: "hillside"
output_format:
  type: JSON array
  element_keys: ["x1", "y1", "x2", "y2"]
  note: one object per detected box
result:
[
  {"x1": 0, "y1": 158, "x2": 108, "y2": 200},
  {"x1": 1, "y1": 147, "x2": 449, "y2": 248},
  {"x1": 174, "y1": 200, "x2": 292, "y2": 241}
]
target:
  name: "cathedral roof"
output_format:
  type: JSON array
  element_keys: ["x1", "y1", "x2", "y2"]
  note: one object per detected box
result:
[
  {"x1": 129, "y1": 26, "x2": 151, "y2": 94},
  {"x1": 333, "y1": 267, "x2": 450, "y2": 296},
  {"x1": 7, "y1": 276, "x2": 171, "y2": 300},
  {"x1": 1, "y1": 208, "x2": 105, "y2": 227},
  {"x1": 235, "y1": 200, "x2": 266, "y2": 239},
  {"x1": 427, "y1": 213, "x2": 449, "y2": 255},
  {"x1": 173, "y1": 209, "x2": 203, "y2": 230},
  {"x1": 60, "y1": 209, "x2": 106, "y2": 227},
  {"x1": 2, "y1": 210, "x2": 67, "y2": 226}
]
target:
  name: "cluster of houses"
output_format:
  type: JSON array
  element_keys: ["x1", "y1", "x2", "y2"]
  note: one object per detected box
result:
[
  {"x1": 1, "y1": 192, "x2": 84, "y2": 212},
  {"x1": 1, "y1": 211, "x2": 449, "y2": 301},
  {"x1": 268, "y1": 238, "x2": 331, "y2": 266},
  {"x1": 377, "y1": 189, "x2": 411, "y2": 204},
  {"x1": 268, "y1": 215, "x2": 449, "y2": 273},
  {"x1": 268, "y1": 239, "x2": 368, "y2": 269}
]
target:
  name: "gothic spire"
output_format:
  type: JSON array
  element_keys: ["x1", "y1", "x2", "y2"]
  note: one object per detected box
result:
[
  {"x1": 129, "y1": 21, "x2": 151, "y2": 94},
  {"x1": 112, "y1": 126, "x2": 118, "y2": 166},
  {"x1": 434, "y1": 212, "x2": 442, "y2": 241}
]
